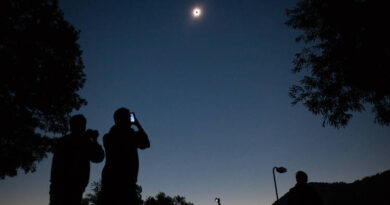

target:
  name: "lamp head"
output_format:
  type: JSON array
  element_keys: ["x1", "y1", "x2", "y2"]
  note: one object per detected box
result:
[{"x1": 276, "y1": 167, "x2": 287, "y2": 173}]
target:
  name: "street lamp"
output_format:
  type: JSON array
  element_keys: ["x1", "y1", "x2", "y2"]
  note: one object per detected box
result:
[
  {"x1": 273, "y1": 166, "x2": 287, "y2": 201},
  {"x1": 215, "y1": 197, "x2": 221, "y2": 205}
]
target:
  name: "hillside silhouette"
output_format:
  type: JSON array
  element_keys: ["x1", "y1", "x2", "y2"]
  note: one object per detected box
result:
[{"x1": 273, "y1": 170, "x2": 390, "y2": 205}]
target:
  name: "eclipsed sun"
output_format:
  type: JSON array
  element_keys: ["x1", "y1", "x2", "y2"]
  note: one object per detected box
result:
[{"x1": 193, "y1": 8, "x2": 201, "y2": 18}]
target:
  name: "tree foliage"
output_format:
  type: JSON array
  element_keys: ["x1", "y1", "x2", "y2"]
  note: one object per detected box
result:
[
  {"x1": 144, "y1": 193, "x2": 194, "y2": 205},
  {"x1": 0, "y1": 0, "x2": 86, "y2": 178},
  {"x1": 82, "y1": 181, "x2": 194, "y2": 205},
  {"x1": 83, "y1": 181, "x2": 143, "y2": 205},
  {"x1": 286, "y1": 0, "x2": 390, "y2": 128},
  {"x1": 83, "y1": 181, "x2": 104, "y2": 205}
]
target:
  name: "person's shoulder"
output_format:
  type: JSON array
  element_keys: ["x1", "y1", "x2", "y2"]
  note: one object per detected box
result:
[
  {"x1": 103, "y1": 127, "x2": 115, "y2": 142},
  {"x1": 108, "y1": 125, "x2": 119, "y2": 134},
  {"x1": 103, "y1": 132, "x2": 110, "y2": 141},
  {"x1": 53, "y1": 134, "x2": 71, "y2": 151},
  {"x1": 290, "y1": 184, "x2": 308, "y2": 194},
  {"x1": 289, "y1": 185, "x2": 298, "y2": 194},
  {"x1": 107, "y1": 125, "x2": 119, "y2": 136},
  {"x1": 56, "y1": 134, "x2": 71, "y2": 144}
]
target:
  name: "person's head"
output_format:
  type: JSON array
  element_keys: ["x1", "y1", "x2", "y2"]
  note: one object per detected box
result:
[
  {"x1": 114, "y1": 107, "x2": 130, "y2": 126},
  {"x1": 296, "y1": 171, "x2": 308, "y2": 184},
  {"x1": 70, "y1": 114, "x2": 87, "y2": 134}
]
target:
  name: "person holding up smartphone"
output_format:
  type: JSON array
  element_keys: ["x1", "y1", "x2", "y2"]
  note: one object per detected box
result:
[{"x1": 99, "y1": 107, "x2": 150, "y2": 205}]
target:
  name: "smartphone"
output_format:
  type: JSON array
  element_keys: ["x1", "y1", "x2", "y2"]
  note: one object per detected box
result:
[{"x1": 130, "y1": 113, "x2": 135, "y2": 123}]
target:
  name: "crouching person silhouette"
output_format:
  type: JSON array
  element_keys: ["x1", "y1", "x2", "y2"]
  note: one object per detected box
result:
[
  {"x1": 99, "y1": 108, "x2": 150, "y2": 205},
  {"x1": 49, "y1": 114, "x2": 105, "y2": 205}
]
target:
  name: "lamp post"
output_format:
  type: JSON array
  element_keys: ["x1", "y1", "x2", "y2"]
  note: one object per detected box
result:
[
  {"x1": 273, "y1": 166, "x2": 287, "y2": 201},
  {"x1": 215, "y1": 197, "x2": 221, "y2": 205}
]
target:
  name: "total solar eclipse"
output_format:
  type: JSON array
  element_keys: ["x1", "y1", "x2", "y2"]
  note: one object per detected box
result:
[{"x1": 193, "y1": 8, "x2": 201, "y2": 17}]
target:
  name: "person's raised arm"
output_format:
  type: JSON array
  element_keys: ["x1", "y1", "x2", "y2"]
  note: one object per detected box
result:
[{"x1": 133, "y1": 114, "x2": 150, "y2": 150}]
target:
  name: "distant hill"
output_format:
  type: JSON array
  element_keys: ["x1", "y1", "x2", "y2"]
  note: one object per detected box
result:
[{"x1": 273, "y1": 170, "x2": 390, "y2": 205}]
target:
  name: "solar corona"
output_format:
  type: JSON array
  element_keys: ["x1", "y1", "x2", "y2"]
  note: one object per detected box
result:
[{"x1": 193, "y1": 7, "x2": 201, "y2": 18}]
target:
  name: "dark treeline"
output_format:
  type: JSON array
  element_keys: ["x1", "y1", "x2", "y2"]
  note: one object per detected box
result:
[{"x1": 82, "y1": 181, "x2": 194, "y2": 205}]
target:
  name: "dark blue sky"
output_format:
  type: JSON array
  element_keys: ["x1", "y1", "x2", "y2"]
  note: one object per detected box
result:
[{"x1": 1, "y1": 1, "x2": 390, "y2": 205}]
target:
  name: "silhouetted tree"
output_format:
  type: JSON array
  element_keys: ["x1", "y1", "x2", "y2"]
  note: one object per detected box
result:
[
  {"x1": 83, "y1": 182, "x2": 194, "y2": 205},
  {"x1": 0, "y1": 0, "x2": 86, "y2": 179},
  {"x1": 83, "y1": 181, "x2": 143, "y2": 205},
  {"x1": 84, "y1": 181, "x2": 103, "y2": 205},
  {"x1": 144, "y1": 193, "x2": 194, "y2": 205},
  {"x1": 286, "y1": 0, "x2": 390, "y2": 128}
]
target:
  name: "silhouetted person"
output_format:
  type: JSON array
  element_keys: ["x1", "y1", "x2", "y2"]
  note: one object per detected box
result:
[
  {"x1": 99, "y1": 108, "x2": 150, "y2": 205},
  {"x1": 288, "y1": 171, "x2": 323, "y2": 205},
  {"x1": 49, "y1": 114, "x2": 104, "y2": 205}
]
